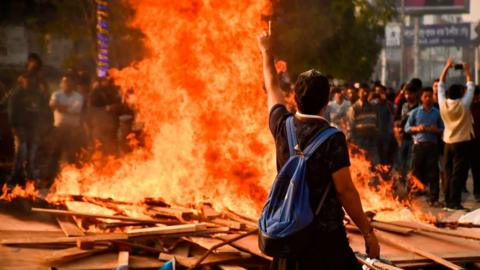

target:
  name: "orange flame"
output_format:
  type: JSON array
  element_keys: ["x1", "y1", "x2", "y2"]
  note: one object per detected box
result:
[
  {"x1": 48, "y1": 0, "x2": 274, "y2": 217},
  {"x1": 0, "y1": 181, "x2": 39, "y2": 202}
]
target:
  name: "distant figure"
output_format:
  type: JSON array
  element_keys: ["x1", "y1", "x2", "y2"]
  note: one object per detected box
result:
[
  {"x1": 470, "y1": 87, "x2": 480, "y2": 202},
  {"x1": 7, "y1": 74, "x2": 48, "y2": 185},
  {"x1": 49, "y1": 74, "x2": 84, "y2": 174},
  {"x1": 405, "y1": 87, "x2": 444, "y2": 206},
  {"x1": 25, "y1": 53, "x2": 49, "y2": 95},
  {"x1": 347, "y1": 85, "x2": 379, "y2": 167},
  {"x1": 89, "y1": 77, "x2": 122, "y2": 155},
  {"x1": 437, "y1": 58, "x2": 474, "y2": 211},
  {"x1": 373, "y1": 84, "x2": 395, "y2": 166},
  {"x1": 325, "y1": 87, "x2": 350, "y2": 132}
]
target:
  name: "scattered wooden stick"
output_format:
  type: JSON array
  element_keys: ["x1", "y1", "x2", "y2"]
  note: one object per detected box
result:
[
  {"x1": 127, "y1": 224, "x2": 208, "y2": 238},
  {"x1": 376, "y1": 231, "x2": 464, "y2": 270},
  {"x1": 117, "y1": 251, "x2": 129, "y2": 270},
  {"x1": 374, "y1": 219, "x2": 480, "y2": 241},
  {"x1": 32, "y1": 207, "x2": 171, "y2": 224},
  {"x1": 188, "y1": 229, "x2": 258, "y2": 269},
  {"x1": 46, "y1": 246, "x2": 109, "y2": 264},
  {"x1": 56, "y1": 216, "x2": 85, "y2": 237}
]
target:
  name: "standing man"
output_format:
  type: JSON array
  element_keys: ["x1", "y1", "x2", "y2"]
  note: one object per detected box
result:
[
  {"x1": 405, "y1": 87, "x2": 444, "y2": 206},
  {"x1": 470, "y1": 87, "x2": 480, "y2": 202},
  {"x1": 373, "y1": 85, "x2": 395, "y2": 167},
  {"x1": 347, "y1": 85, "x2": 379, "y2": 167},
  {"x1": 438, "y1": 58, "x2": 475, "y2": 211},
  {"x1": 7, "y1": 74, "x2": 47, "y2": 186},
  {"x1": 258, "y1": 30, "x2": 379, "y2": 269},
  {"x1": 325, "y1": 87, "x2": 350, "y2": 132},
  {"x1": 49, "y1": 74, "x2": 84, "y2": 177}
]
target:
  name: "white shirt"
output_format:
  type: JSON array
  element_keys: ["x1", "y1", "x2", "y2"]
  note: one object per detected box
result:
[{"x1": 50, "y1": 90, "x2": 84, "y2": 127}]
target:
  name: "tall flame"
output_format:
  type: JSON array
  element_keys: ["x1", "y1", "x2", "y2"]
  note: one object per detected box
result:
[{"x1": 49, "y1": 0, "x2": 274, "y2": 217}]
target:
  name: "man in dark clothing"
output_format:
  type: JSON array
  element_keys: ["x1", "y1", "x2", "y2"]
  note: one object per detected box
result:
[
  {"x1": 7, "y1": 74, "x2": 48, "y2": 185},
  {"x1": 259, "y1": 31, "x2": 379, "y2": 270},
  {"x1": 395, "y1": 83, "x2": 419, "y2": 181},
  {"x1": 405, "y1": 87, "x2": 444, "y2": 206},
  {"x1": 373, "y1": 85, "x2": 395, "y2": 166},
  {"x1": 470, "y1": 87, "x2": 480, "y2": 202},
  {"x1": 347, "y1": 85, "x2": 379, "y2": 167}
]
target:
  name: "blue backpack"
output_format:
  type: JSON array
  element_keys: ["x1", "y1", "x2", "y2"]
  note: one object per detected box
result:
[{"x1": 258, "y1": 116, "x2": 340, "y2": 258}]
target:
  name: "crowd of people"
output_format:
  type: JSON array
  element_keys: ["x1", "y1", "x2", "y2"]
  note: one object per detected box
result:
[
  {"x1": 0, "y1": 53, "x2": 136, "y2": 188},
  {"x1": 280, "y1": 59, "x2": 480, "y2": 210}
]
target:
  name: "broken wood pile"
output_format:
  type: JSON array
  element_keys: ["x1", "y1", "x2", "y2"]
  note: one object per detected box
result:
[{"x1": 1, "y1": 196, "x2": 480, "y2": 270}]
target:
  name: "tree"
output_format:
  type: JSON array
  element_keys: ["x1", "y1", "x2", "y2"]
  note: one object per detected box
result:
[{"x1": 271, "y1": 0, "x2": 396, "y2": 82}]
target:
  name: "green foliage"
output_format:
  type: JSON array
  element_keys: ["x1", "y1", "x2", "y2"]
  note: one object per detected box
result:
[{"x1": 272, "y1": 0, "x2": 396, "y2": 82}]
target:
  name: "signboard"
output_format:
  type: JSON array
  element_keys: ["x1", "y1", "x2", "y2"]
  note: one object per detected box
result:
[
  {"x1": 385, "y1": 23, "x2": 471, "y2": 47},
  {"x1": 396, "y1": 0, "x2": 470, "y2": 14}
]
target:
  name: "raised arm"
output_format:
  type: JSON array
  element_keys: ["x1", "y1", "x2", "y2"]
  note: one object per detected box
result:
[
  {"x1": 437, "y1": 58, "x2": 453, "y2": 105},
  {"x1": 258, "y1": 32, "x2": 284, "y2": 112},
  {"x1": 462, "y1": 63, "x2": 475, "y2": 108}
]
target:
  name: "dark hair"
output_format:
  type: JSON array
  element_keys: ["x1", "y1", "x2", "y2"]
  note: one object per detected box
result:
[
  {"x1": 409, "y1": 78, "x2": 423, "y2": 90},
  {"x1": 420, "y1": 87, "x2": 433, "y2": 96},
  {"x1": 27, "y1": 53, "x2": 42, "y2": 67},
  {"x1": 77, "y1": 71, "x2": 91, "y2": 86},
  {"x1": 433, "y1": 79, "x2": 439, "y2": 83},
  {"x1": 447, "y1": 84, "x2": 465, "y2": 100},
  {"x1": 294, "y1": 69, "x2": 330, "y2": 114},
  {"x1": 333, "y1": 86, "x2": 343, "y2": 94},
  {"x1": 405, "y1": 82, "x2": 419, "y2": 93}
]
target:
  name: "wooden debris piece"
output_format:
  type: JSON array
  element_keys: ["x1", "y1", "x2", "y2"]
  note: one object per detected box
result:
[
  {"x1": 1, "y1": 233, "x2": 128, "y2": 246},
  {"x1": 46, "y1": 246, "x2": 109, "y2": 264},
  {"x1": 376, "y1": 231, "x2": 463, "y2": 270},
  {"x1": 216, "y1": 234, "x2": 271, "y2": 261},
  {"x1": 127, "y1": 224, "x2": 208, "y2": 238},
  {"x1": 32, "y1": 207, "x2": 170, "y2": 224},
  {"x1": 147, "y1": 206, "x2": 195, "y2": 221},
  {"x1": 210, "y1": 218, "x2": 246, "y2": 230},
  {"x1": 218, "y1": 265, "x2": 248, "y2": 270},
  {"x1": 57, "y1": 216, "x2": 84, "y2": 237},
  {"x1": 376, "y1": 220, "x2": 480, "y2": 241},
  {"x1": 222, "y1": 209, "x2": 258, "y2": 228},
  {"x1": 56, "y1": 253, "x2": 164, "y2": 270},
  {"x1": 186, "y1": 237, "x2": 241, "y2": 255},
  {"x1": 117, "y1": 251, "x2": 129, "y2": 269},
  {"x1": 200, "y1": 203, "x2": 221, "y2": 219},
  {"x1": 371, "y1": 221, "x2": 413, "y2": 235},
  {"x1": 189, "y1": 229, "x2": 258, "y2": 269},
  {"x1": 172, "y1": 241, "x2": 190, "y2": 257},
  {"x1": 159, "y1": 253, "x2": 245, "y2": 268}
]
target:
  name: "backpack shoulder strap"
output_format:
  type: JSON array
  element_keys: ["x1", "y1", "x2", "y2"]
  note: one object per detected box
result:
[
  {"x1": 286, "y1": 116, "x2": 298, "y2": 157},
  {"x1": 315, "y1": 181, "x2": 332, "y2": 215},
  {"x1": 303, "y1": 127, "x2": 341, "y2": 160}
]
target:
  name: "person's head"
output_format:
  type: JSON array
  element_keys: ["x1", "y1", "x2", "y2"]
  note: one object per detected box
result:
[
  {"x1": 404, "y1": 83, "x2": 418, "y2": 104},
  {"x1": 26, "y1": 53, "x2": 42, "y2": 74},
  {"x1": 420, "y1": 87, "x2": 434, "y2": 108},
  {"x1": 346, "y1": 86, "x2": 357, "y2": 103},
  {"x1": 332, "y1": 87, "x2": 344, "y2": 103},
  {"x1": 432, "y1": 79, "x2": 439, "y2": 103},
  {"x1": 60, "y1": 73, "x2": 76, "y2": 93},
  {"x1": 76, "y1": 71, "x2": 91, "y2": 95},
  {"x1": 375, "y1": 84, "x2": 387, "y2": 102},
  {"x1": 294, "y1": 69, "x2": 330, "y2": 115},
  {"x1": 446, "y1": 84, "x2": 466, "y2": 100},
  {"x1": 409, "y1": 78, "x2": 423, "y2": 91},
  {"x1": 17, "y1": 73, "x2": 37, "y2": 91},
  {"x1": 358, "y1": 83, "x2": 370, "y2": 102},
  {"x1": 474, "y1": 86, "x2": 480, "y2": 104}
]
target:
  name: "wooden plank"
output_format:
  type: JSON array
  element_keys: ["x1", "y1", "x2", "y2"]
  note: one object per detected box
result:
[
  {"x1": 371, "y1": 221, "x2": 413, "y2": 235},
  {"x1": 376, "y1": 231, "x2": 463, "y2": 270},
  {"x1": 216, "y1": 234, "x2": 272, "y2": 261},
  {"x1": 46, "y1": 247, "x2": 108, "y2": 264},
  {"x1": 159, "y1": 253, "x2": 245, "y2": 268},
  {"x1": 186, "y1": 237, "x2": 241, "y2": 254},
  {"x1": 172, "y1": 242, "x2": 190, "y2": 257},
  {"x1": 218, "y1": 265, "x2": 248, "y2": 270},
  {"x1": 56, "y1": 216, "x2": 85, "y2": 237},
  {"x1": 127, "y1": 224, "x2": 208, "y2": 238},
  {"x1": 211, "y1": 218, "x2": 246, "y2": 230},
  {"x1": 0, "y1": 233, "x2": 128, "y2": 245},
  {"x1": 147, "y1": 206, "x2": 195, "y2": 221},
  {"x1": 31, "y1": 207, "x2": 170, "y2": 224},
  {"x1": 117, "y1": 251, "x2": 129, "y2": 269},
  {"x1": 55, "y1": 253, "x2": 164, "y2": 270}
]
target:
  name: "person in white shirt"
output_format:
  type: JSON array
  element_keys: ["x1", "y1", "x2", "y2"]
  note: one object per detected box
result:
[
  {"x1": 437, "y1": 58, "x2": 475, "y2": 211},
  {"x1": 325, "y1": 87, "x2": 351, "y2": 132},
  {"x1": 48, "y1": 73, "x2": 84, "y2": 173}
]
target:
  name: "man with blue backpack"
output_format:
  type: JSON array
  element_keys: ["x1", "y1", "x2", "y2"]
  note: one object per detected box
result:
[{"x1": 257, "y1": 31, "x2": 379, "y2": 269}]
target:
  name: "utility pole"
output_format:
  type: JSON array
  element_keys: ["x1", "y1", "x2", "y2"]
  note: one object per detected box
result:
[
  {"x1": 399, "y1": 0, "x2": 405, "y2": 84},
  {"x1": 413, "y1": 16, "x2": 420, "y2": 79}
]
